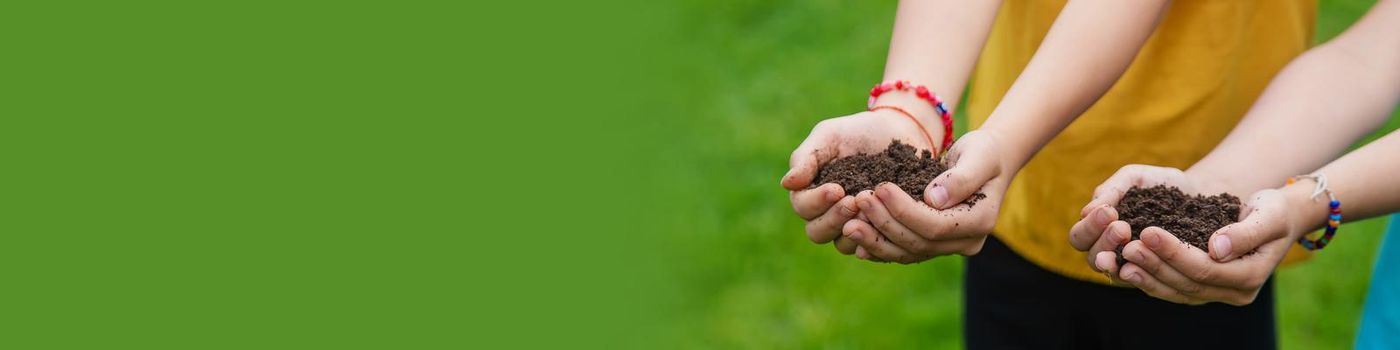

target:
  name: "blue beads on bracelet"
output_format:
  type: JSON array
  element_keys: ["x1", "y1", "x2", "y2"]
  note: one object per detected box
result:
[
  {"x1": 1291, "y1": 175, "x2": 1341, "y2": 251},
  {"x1": 934, "y1": 101, "x2": 949, "y2": 116}
]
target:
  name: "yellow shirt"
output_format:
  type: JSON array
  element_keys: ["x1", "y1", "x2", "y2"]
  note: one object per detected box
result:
[{"x1": 966, "y1": 0, "x2": 1317, "y2": 284}]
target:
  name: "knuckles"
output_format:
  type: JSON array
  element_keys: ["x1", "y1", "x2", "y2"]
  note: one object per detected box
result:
[
  {"x1": 905, "y1": 238, "x2": 932, "y2": 255},
  {"x1": 1177, "y1": 280, "x2": 1205, "y2": 295},
  {"x1": 803, "y1": 223, "x2": 825, "y2": 243},
  {"x1": 887, "y1": 198, "x2": 916, "y2": 222},
  {"x1": 1189, "y1": 264, "x2": 1215, "y2": 284}
]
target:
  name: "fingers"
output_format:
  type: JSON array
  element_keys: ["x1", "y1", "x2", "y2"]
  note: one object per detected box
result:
[
  {"x1": 805, "y1": 196, "x2": 859, "y2": 243},
  {"x1": 1094, "y1": 251, "x2": 1129, "y2": 285},
  {"x1": 855, "y1": 189, "x2": 927, "y2": 253},
  {"x1": 855, "y1": 246, "x2": 887, "y2": 262},
  {"x1": 1206, "y1": 220, "x2": 1281, "y2": 263},
  {"x1": 790, "y1": 183, "x2": 844, "y2": 220},
  {"x1": 1119, "y1": 262, "x2": 1203, "y2": 305},
  {"x1": 1081, "y1": 165, "x2": 1181, "y2": 217},
  {"x1": 925, "y1": 145, "x2": 1000, "y2": 210},
  {"x1": 833, "y1": 235, "x2": 857, "y2": 255},
  {"x1": 1124, "y1": 236, "x2": 1268, "y2": 306},
  {"x1": 843, "y1": 219, "x2": 927, "y2": 264},
  {"x1": 1070, "y1": 205, "x2": 1119, "y2": 251},
  {"x1": 875, "y1": 183, "x2": 994, "y2": 242},
  {"x1": 1120, "y1": 239, "x2": 1209, "y2": 297},
  {"x1": 1083, "y1": 175, "x2": 1133, "y2": 217},
  {"x1": 782, "y1": 124, "x2": 838, "y2": 190},
  {"x1": 859, "y1": 186, "x2": 987, "y2": 256},
  {"x1": 1084, "y1": 221, "x2": 1130, "y2": 272},
  {"x1": 1140, "y1": 228, "x2": 1275, "y2": 292},
  {"x1": 1208, "y1": 191, "x2": 1288, "y2": 262}
]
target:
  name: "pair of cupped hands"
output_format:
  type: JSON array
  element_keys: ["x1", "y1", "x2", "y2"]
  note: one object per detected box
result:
[{"x1": 782, "y1": 110, "x2": 1307, "y2": 306}]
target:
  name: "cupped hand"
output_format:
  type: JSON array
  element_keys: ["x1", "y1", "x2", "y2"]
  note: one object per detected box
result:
[
  {"x1": 1114, "y1": 188, "x2": 1299, "y2": 305},
  {"x1": 1069, "y1": 165, "x2": 1219, "y2": 281},
  {"x1": 842, "y1": 129, "x2": 1011, "y2": 263},
  {"x1": 782, "y1": 109, "x2": 942, "y2": 255}
]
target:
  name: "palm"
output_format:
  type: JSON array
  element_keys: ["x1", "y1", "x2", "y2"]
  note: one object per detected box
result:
[{"x1": 819, "y1": 110, "x2": 937, "y2": 160}]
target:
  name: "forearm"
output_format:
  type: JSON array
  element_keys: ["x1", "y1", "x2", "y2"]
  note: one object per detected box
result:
[
  {"x1": 1287, "y1": 131, "x2": 1400, "y2": 235},
  {"x1": 1187, "y1": 0, "x2": 1400, "y2": 196},
  {"x1": 875, "y1": 0, "x2": 1002, "y2": 141},
  {"x1": 979, "y1": 0, "x2": 1170, "y2": 169}
]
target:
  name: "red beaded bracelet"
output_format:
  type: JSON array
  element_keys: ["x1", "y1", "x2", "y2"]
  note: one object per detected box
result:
[
  {"x1": 868, "y1": 80, "x2": 954, "y2": 153},
  {"x1": 869, "y1": 105, "x2": 936, "y2": 153}
]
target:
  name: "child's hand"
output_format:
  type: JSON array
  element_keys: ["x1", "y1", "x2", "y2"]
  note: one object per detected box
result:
[
  {"x1": 1069, "y1": 165, "x2": 1217, "y2": 282},
  {"x1": 1115, "y1": 189, "x2": 1298, "y2": 305},
  {"x1": 840, "y1": 130, "x2": 1011, "y2": 263},
  {"x1": 782, "y1": 109, "x2": 944, "y2": 255}
]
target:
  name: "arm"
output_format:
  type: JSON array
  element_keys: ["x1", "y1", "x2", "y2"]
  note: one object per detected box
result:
[
  {"x1": 1279, "y1": 0, "x2": 1400, "y2": 227},
  {"x1": 1287, "y1": 131, "x2": 1400, "y2": 239},
  {"x1": 781, "y1": 0, "x2": 1003, "y2": 256},
  {"x1": 879, "y1": 0, "x2": 1003, "y2": 118},
  {"x1": 846, "y1": 0, "x2": 1172, "y2": 263},
  {"x1": 1074, "y1": 0, "x2": 1400, "y2": 259},
  {"x1": 1185, "y1": 0, "x2": 1400, "y2": 196},
  {"x1": 1113, "y1": 130, "x2": 1400, "y2": 306},
  {"x1": 1072, "y1": 0, "x2": 1400, "y2": 305},
  {"x1": 979, "y1": 0, "x2": 1171, "y2": 171}
]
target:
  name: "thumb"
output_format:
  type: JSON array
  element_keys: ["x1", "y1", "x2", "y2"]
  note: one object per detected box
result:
[
  {"x1": 782, "y1": 128, "x2": 837, "y2": 191},
  {"x1": 1081, "y1": 165, "x2": 1180, "y2": 218},
  {"x1": 924, "y1": 145, "x2": 999, "y2": 210},
  {"x1": 1208, "y1": 191, "x2": 1288, "y2": 262}
]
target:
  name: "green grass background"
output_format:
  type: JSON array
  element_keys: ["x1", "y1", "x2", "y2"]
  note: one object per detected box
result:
[
  {"x1": 2, "y1": 0, "x2": 1395, "y2": 348},
  {"x1": 667, "y1": 0, "x2": 1400, "y2": 348},
  {"x1": 2, "y1": 1, "x2": 678, "y2": 348}
]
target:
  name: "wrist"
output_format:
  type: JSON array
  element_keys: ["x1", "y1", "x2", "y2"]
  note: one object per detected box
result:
[
  {"x1": 1182, "y1": 168, "x2": 1231, "y2": 196},
  {"x1": 872, "y1": 91, "x2": 945, "y2": 152},
  {"x1": 971, "y1": 122, "x2": 1032, "y2": 174},
  {"x1": 1282, "y1": 183, "x2": 1330, "y2": 240}
]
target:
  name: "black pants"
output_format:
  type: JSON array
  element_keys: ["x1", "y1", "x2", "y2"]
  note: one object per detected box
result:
[{"x1": 964, "y1": 236, "x2": 1276, "y2": 350}]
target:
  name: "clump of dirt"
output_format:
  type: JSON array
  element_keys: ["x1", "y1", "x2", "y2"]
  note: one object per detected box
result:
[
  {"x1": 1117, "y1": 185, "x2": 1240, "y2": 255},
  {"x1": 809, "y1": 140, "x2": 984, "y2": 206}
]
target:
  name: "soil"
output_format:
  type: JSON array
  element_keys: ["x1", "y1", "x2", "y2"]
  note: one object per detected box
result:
[
  {"x1": 809, "y1": 140, "x2": 985, "y2": 206},
  {"x1": 1116, "y1": 185, "x2": 1240, "y2": 258}
]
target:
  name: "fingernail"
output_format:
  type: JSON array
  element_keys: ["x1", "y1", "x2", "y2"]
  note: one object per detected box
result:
[
  {"x1": 929, "y1": 186, "x2": 949, "y2": 207},
  {"x1": 1143, "y1": 231, "x2": 1161, "y2": 249},
  {"x1": 826, "y1": 189, "x2": 841, "y2": 202},
  {"x1": 849, "y1": 230, "x2": 863, "y2": 240},
  {"x1": 1093, "y1": 206, "x2": 1112, "y2": 226},
  {"x1": 875, "y1": 184, "x2": 895, "y2": 200},
  {"x1": 1095, "y1": 258, "x2": 1108, "y2": 272},
  {"x1": 842, "y1": 200, "x2": 859, "y2": 215},
  {"x1": 858, "y1": 198, "x2": 872, "y2": 211},
  {"x1": 1125, "y1": 272, "x2": 1141, "y2": 283},
  {"x1": 1211, "y1": 235, "x2": 1231, "y2": 260}
]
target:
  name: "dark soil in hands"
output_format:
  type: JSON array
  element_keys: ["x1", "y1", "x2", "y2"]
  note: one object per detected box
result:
[
  {"x1": 1116, "y1": 185, "x2": 1240, "y2": 256},
  {"x1": 809, "y1": 140, "x2": 985, "y2": 206}
]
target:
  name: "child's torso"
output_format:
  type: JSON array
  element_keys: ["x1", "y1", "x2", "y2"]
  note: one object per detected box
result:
[{"x1": 966, "y1": 0, "x2": 1318, "y2": 284}]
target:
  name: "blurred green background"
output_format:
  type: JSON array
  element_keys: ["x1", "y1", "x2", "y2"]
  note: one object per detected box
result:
[
  {"x1": 667, "y1": 0, "x2": 1400, "y2": 348},
  {"x1": 4, "y1": 0, "x2": 1395, "y2": 348}
]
